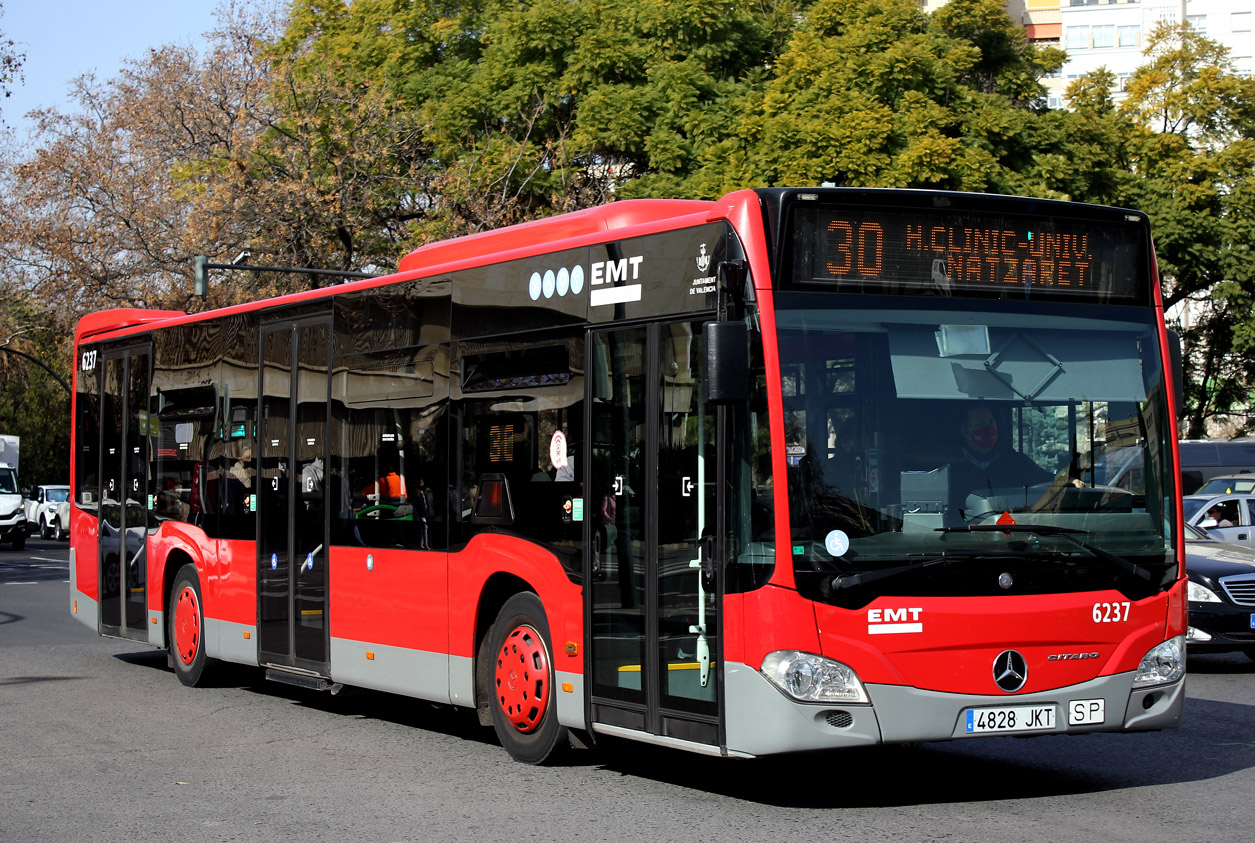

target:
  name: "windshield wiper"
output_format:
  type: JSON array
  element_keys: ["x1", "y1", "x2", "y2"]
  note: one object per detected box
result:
[
  {"x1": 936, "y1": 524, "x2": 1153, "y2": 582},
  {"x1": 828, "y1": 549, "x2": 1039, "y2": 591}
]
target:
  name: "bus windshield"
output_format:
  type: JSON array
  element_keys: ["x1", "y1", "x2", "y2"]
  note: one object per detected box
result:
[{"x1": 774, "y1": 293, "x2": 1177, "y2": 605}]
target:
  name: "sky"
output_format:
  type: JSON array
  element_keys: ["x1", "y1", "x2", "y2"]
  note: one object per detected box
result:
[{"x1": 2, "y1": 0, "x2": 221, "y2": 140}]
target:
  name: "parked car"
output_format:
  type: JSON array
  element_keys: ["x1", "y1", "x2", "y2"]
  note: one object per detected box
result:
[
  {"x1": 54, "y1": 500, "x2": 70, "y2": 541},
  {"x1": 1184, "y1": 522, "x2": 1255, "y2": 660},
  {"x1": 24, "y1": 484, "x2": 70, "y2": 539},
  {"x1": 0, "y1": 463, "x2": 26, "y2": 550},
  {"x1": 1182, "y1": 493, "x2": 1255, "y2": 548},
  {"x1": 1193, "y1": 473, "x2": 1255, "y2": 497}
]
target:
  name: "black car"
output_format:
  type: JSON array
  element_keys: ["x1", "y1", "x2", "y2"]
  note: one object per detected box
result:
[{"x1": 1184, "y1": 522, "x2": 1255, "y2": 660}]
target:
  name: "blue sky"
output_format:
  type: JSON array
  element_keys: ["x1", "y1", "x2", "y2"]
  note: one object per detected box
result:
[{"x1": 3, "y1": 0, "x2": 220, "y2": 138}]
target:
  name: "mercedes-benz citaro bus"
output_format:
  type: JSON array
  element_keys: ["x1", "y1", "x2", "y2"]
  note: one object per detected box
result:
[{"x1": 68, "y1": 188, "x2": 1187, "y2": 763}]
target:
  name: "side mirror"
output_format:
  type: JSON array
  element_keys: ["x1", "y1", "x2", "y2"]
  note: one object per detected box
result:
[
  {"x1": 1199, "y1": 519, "x2": 1218, "y2": 529},
  {"x1": 704, "y1": 321, "x2": 748, "y2": 403}
]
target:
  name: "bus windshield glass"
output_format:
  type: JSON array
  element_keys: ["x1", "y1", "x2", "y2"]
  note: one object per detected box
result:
[{"x1": 774, "y1": 293, "x2": 1176, "y2": 606}]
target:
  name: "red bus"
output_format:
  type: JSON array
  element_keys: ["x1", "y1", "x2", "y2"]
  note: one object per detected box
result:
[{"x1": 68, "y1": 188, "x2": 1187, "y2": 762}]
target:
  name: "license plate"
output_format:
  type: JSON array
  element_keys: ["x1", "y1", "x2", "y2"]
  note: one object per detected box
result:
[
  {"x1": 965, "y1": 705, "x2": 1056, "y2": 734},
  {"x1": 1249, "y1": 614, "x2": 1254, "y2": 630}
]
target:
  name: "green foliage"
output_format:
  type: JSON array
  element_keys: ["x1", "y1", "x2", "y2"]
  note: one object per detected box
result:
[
  {"x1": 5, "y1": 1, "x2": 1255, "y2": 443},
  {"x1": 1099, "y1": 24, "x2": 1255, "y2": 435}
]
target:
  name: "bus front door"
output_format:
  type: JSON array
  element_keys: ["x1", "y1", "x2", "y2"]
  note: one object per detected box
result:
[
  {"x1": 98, "y1": 345, "x2": 151, "y2": 641},
  {"x1": 588, "y1": 321, "x2": 723, "y2": 749},
  {"x1": 257, "y1": 316, "x2": 332, "y2": 677}
]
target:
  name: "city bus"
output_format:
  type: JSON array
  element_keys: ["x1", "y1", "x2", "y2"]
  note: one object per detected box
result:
[{"x1": 68, "y1": 187, "x2": 1187, "y2": 763}]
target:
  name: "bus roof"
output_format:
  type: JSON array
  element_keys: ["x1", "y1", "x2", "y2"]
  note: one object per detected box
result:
[
  {"x1": 76, "y1": 308, "x2": 187, "y2": 344},
  {"x1": 397, "y1": 199, "x2": 715, "y2": 274}
]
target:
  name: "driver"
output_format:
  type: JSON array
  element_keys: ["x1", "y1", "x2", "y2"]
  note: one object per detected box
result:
[{"x1": 949, "y1": 404, "x2": 1051, "y2": 516}]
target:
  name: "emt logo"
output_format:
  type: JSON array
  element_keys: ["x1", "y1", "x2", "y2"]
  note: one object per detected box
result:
[{"x1": 867, "y1": 607, "x2": 923, "y2": 635}]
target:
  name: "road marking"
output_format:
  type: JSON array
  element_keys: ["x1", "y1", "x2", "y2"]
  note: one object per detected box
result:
[{"x1": 4, "y1": 581, "x2": 41, "y2": 585}]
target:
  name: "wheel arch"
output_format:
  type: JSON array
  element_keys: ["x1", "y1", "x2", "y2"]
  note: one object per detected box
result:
[
  {"x1": 158, "y1": 547, "x2": 200, "y2": 650},
  {"x1": 473, "y1": 572, "x2": 537, "y2": 721}
]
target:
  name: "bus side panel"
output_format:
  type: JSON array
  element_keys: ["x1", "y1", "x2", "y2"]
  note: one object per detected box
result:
[
  {"x1": 739, "y1": 583, "x2": 822, "y2": 673},
  {"x1": 69, "y1": 507, "x2": 99, "y2": 631},
  {"x1": 327, "y1": 545, "x2": 451, "y2": 701},
  {"x1": 720, "y1": 591, "x2": 746, "y2": 670},
  {"x1": 329, "y1": 546, "x2": 449, "y2": 649},
  {"x1": 448, "y1": 533, "x2": 584, "y2": 708},
  {"x1": 206, "y1": 538, "x2": 259, "y2": 664},
  {"x1": 147, "y1": 523, "x2": 216, "y2": 649}
]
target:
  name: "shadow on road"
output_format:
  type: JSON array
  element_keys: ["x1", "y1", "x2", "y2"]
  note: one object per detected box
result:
[{"x1": 110, "y1": 645, "x2": 1255, "y2": 807}]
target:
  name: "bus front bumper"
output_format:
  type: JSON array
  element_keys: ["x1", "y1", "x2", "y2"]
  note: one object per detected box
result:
[{"x1": 723, "y1": 661, "x2": 1184, "y2": 757}]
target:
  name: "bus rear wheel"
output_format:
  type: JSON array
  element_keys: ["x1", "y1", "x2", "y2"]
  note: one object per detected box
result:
[
  {"x1": 168, "y1": 563, "x2": 214, "y2": 687},
  {"x1": 487, "y1": 592, "x2": 567, "y2": 764}
]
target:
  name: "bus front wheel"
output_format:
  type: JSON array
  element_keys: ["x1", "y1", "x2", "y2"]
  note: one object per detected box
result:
[
  {"x1": 168, "y1": 563, "x2": 214, "y2": 687},
  {"x1": 487, "y1": 592, "x2": 567, "y2": 764}
]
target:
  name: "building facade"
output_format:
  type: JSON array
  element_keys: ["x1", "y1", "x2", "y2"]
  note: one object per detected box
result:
[{"x1": 923, "y1": 1, "x2": 1255, "y2": 108}]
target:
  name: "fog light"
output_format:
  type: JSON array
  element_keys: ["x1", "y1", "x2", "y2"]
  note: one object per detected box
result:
[
  {"x1": 760, "y1": 650, "x2": 869, "y2": 703},
  {"x1": 1133, "y1": 636, "x2": 1185, "y2": 688},
  {"x1": 1186, "y1": 626, "x2": 1212, "y2": 642}
]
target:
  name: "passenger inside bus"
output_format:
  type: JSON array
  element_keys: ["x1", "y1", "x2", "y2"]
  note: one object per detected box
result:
[{"x1": 224, "y1": 444, "x2": 253, "y2": 514}]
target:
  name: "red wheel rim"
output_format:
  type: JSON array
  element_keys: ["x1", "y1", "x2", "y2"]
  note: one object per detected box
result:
[
  {"x1": 174, "y1": 586, "x2": 201, "y2": 666},
  {"x1": 495, "y1": 624, "x2": 551, "y2": 733}
]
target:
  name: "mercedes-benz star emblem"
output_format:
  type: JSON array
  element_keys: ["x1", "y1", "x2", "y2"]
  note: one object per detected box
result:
[{"x1": 993, "y1": 649, "x2": 1028, "y2": 692}]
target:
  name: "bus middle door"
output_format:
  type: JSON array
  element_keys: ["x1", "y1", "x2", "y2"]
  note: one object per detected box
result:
[{"x1": 588, "y1": 320, "x2": 722, "y2": 749}]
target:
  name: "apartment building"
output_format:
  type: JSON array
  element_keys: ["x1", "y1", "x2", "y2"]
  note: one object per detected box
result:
[{"x1": 922, "y1": 1, "x2": 1255, "y2": 108}]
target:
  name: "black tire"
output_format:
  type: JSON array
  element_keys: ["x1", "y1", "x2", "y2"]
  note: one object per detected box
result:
[
  {"x1": 1243, "y1": 648, "x2": 1255, "y2": 664},
  {"x1": 10, "y1": 534, "x2": 24, "y2": 551},
  {"x1": 168, "y1": 563, "x2": 214, "y2": 687},
  {"x1": 486, "y1": 592, "x2": 567, "y2": 764},
  {"x1": 54, "y1": 520, "x2": 67, "y2": 541},
  {"x1": 40, "y1": 518, "x2": 53, "y2": 540}
]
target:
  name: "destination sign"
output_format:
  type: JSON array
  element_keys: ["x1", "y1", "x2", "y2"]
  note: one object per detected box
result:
[{"x1": 788, "y1": 205, "x2": 1149, "y2": 302}]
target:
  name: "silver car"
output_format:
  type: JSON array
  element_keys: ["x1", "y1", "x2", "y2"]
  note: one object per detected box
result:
[{"x1": 1184, "y1": 493, "x2": 1255, "y2": 548}]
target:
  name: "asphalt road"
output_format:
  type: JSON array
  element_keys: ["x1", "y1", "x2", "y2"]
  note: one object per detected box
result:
[{"x1": 2, "y1": 537, "x2": 1254, "y2": 843}]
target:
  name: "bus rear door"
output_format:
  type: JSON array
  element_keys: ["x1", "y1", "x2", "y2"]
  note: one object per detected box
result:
[{"x1": 257, "y1": 315, "x2": 332, "y2": 679}]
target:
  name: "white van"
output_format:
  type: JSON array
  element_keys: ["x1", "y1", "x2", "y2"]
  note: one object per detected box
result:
[
  {"x1": 1094, "y1": 439, "x2": 1255, "y2": 496},
  {"x1": 0, "y1": 463, "x2": 27, "y2": 550}
]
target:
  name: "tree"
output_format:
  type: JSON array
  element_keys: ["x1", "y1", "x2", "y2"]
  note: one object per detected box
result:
[
  {"x1": 1109, "y1": 24, "x2": 1255, "y2": 436},
  {"x1": 1, "y1": 1, "x2": 25, "y2": 125},
  {"x1": 685, "y1": 0, "x2": 1064, "y2": 196}
]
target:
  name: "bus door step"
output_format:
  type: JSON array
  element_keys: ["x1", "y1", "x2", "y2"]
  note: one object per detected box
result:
[{"x1": 264, "y1": 665, "x2": 342, "y2": 694}]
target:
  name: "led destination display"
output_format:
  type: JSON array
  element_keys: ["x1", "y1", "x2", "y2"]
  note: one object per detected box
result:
[{"x1": 789, "y1": 204, "x2": 1149, "y2": 302}]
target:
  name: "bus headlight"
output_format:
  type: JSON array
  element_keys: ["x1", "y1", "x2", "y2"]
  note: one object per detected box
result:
[
  {"x1": 1187, "y1": 581, "x2": 1222, "y2": 603},
  {"x1": 1132, "y1": 636, "x2": 1185, "y2": 688},
  {"x1": 760, "y1": 650, "x2": 869, "y2": 703}
]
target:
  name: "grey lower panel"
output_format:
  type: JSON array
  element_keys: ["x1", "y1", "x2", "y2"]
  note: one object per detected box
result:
[
  {"x1": 449, "y1": 654, "x2": 473, "y2": 708},
  {"x1": 148, "y1": 610, "x2": 164, "y2": 647},
  {"x1": 205, "y1": 618, "x2": 258, "y2": 666},
  {"x1": 869, "y1": 672, "x2": 1185, "y2": 743},
  {"x1": 68, "y1": 549, "x2": 98, "y2": 633},
  {"x1": 329, "y1": 637, "x2": 451, "y2": 704},
  {"x1": 555, "y1": 671, "x2": 585, "y2": 730},
  {"x1": 724, "y1": 661, "x2": 883, "y2": 756},
  {"x1": 723, "y1": 660, "x2": 1185, "y2": 757},
  {"x1": 593, "y1": 723, "x2": 746, "y2": 758}
]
